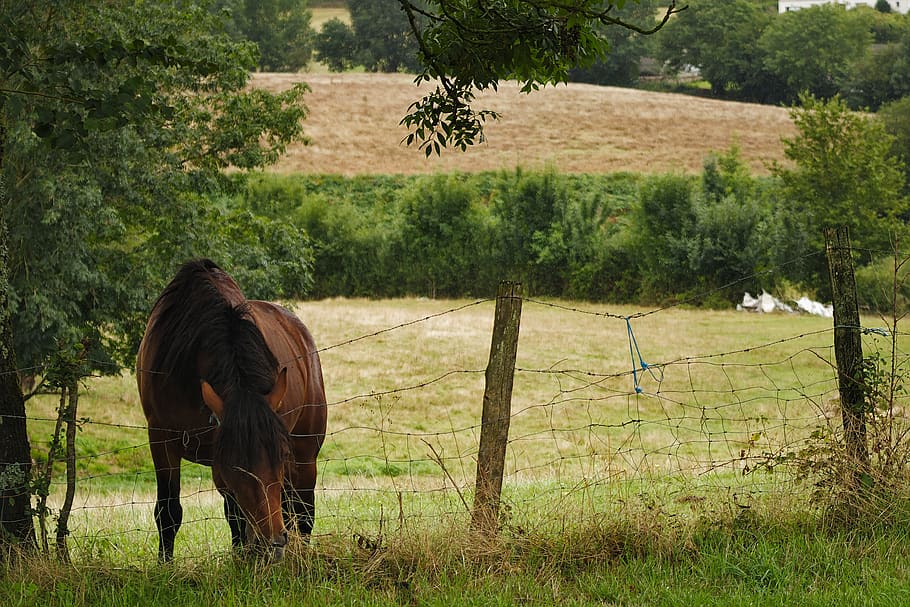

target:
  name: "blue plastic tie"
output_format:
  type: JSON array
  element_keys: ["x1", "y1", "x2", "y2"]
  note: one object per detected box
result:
[
  {"x1": 862, "y1": 327, "x2": 890, "y2": 337},
  {"x1": 626, "y1": 317, "x2": 647, "y2": 394},
  {"x1": 626, "y1": 316, "x2": 663, "y2": 394}
]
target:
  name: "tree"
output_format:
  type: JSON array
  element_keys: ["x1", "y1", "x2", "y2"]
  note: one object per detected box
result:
[
  {"x1": 842, "y1": 40, "x2": 904, "y2": 111},
  {"x1": 397, "y1": 0, "x2": 683, "y2": 154},
  {"x1": 758, "y1": 4, "x2": 872, "y2": 104},
  {"x1": 772, "y1": 93, "x2": 907, "y2": 289},
  {"x1": 0, "y1": 214, "x2": 31, "y2": 550},
  {"x1": 314, "y1": 18, "x2": 358, "y2": 72},
  {"x1": 0, "y1": 0, "x2": 309, "y2": 548},
  {"x1": 867, "y1": 4, "x2": 910, "y2": 43},
  {"x1": 877, "y1": 28, "x2": 910, "y2": 105},
  {"x1": 315, "y1": 0, "x2": 422, "y2": 74},
  {"x1": 655, "y1": 0, "x2": 780, "y2": 101},
  {"x1": 216, "y1": 0, "x2": 314, "y2": 71},
  {"x1": 879, "y1": 96, "x2": 910, "y2": 189},
  {"x1": 568, "y1": 1, "x2": 658, "y2": 87},
  {"x1": 352, "y1": 0, "x2": 423, "y2": 73}
]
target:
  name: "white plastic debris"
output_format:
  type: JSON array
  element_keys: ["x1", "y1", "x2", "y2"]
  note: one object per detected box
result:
[
  {"x1": 739, "y1": 291, "x2": 827, "y2": 316},
  {"x1": 795, "y1": 296, "x2": 833, "y2": 318}
]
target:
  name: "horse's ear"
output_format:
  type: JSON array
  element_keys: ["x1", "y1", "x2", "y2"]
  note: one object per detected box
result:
[
  {"x1": 268, "y1": 367, "x2": 288, "y2": 411},
  {"x1": 201, "y1": 380, "x2": 225, "y2": 421}
]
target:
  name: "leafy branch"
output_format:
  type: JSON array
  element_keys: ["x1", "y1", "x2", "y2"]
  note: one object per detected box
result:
[{"x1": 399, "y1": 0, "x2": 686, "y2": 154}]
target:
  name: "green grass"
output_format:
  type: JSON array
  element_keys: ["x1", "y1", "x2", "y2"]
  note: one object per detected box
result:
[
  {"x1": 13, "y1": 298, "x2": 910, "y2": 604},
  {"x1": 6, "y1": 500, "x2": 910, "y2": 606}
]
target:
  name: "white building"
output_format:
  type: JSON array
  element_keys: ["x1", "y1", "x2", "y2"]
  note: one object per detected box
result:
[{"x1": 779, "y1": 0, "x2": 910, "y2": 13}]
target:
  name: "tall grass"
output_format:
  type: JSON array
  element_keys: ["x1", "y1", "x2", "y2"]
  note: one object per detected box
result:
[{"x1": 6, "y1": 494, "x2": 910, "y2": 606}]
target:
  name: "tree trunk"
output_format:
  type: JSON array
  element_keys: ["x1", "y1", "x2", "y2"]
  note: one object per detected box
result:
[
  {"x1": 55, "y1": 380, "x2": 78, "y2": 563},
  {"x1": 0, "y1": 135, "x2": 36, "y2": 552}
]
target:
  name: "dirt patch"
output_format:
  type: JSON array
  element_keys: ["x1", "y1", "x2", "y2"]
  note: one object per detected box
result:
[{"x1": 252, "y1": 72, "x2": 794, "y2": 176}]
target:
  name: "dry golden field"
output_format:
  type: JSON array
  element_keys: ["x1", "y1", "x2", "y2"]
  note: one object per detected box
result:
[{"x1": 251, "y1": 72, "x2": 795, "y2": 176}]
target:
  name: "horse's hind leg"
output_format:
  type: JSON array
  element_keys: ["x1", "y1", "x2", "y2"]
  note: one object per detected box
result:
[{"x1": 149, "y1": 434, "x2": 183, "y2": 562}]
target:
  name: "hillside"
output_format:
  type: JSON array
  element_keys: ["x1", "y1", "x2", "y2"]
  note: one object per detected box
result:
[{"x1": 252, "y1": 72, "x2": 795, "y2": 176}]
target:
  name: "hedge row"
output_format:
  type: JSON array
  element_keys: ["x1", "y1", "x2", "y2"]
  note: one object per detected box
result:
[{"x1": 232, "y1": 163, "x2": 906, "y2": 309}]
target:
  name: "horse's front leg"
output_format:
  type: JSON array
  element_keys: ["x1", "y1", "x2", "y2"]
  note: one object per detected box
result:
[
  {"x1": 285, "y1": 454, "x2": 318, "y2": 539},
  {"x1": 283, "y1": 485, "x2": 315, "y2": 537},
  {"x1": 213, "y1": 467, "x2": 249, "y2": 554},
  {"x1": 219, "y1": 489, "x2": 249, "y2": 552},
  {"x1": 149, "y1": 432, "x2": 183, "y2": 563}
]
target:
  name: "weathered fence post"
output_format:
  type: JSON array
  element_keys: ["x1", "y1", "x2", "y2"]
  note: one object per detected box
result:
[
  {"x1": 824, "y1": 226, "x2": 869, "y2": 477},
  {"x1": 472, "y1": 281, "x2": 522, "y2": 532}
]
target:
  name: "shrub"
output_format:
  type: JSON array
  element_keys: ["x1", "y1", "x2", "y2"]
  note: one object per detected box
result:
[
  {"x1": 570, "y1": 226, "x2": 642, "y2": 302},
  {"x1": 232, "y1": 167, "x2": 799, "y2": 306},
  {"x1": 855, "y1": 255, "x2": 910, "y2": 314},
  {"x1": 391, "y1": 174, "x2": 495, "y2": 298},
  {"x1": 489, "y1": 169, "x2": 573, "y2": 295},
  {"x1": 293, "y1": 192, "x2": 399, "y2": 298},
  {"x1": 632, "y1": 174, "x2": 698, "y2": 301}
]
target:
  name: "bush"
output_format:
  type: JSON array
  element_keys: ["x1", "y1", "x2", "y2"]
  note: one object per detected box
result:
[
  {"x1": 571, "y1": 227, "x2": 642, "y2": 302},
  {"x1": 688, "y1": 195, "x2": 765, "y2": 299},
  {"x1": 489, "y1": 169, "x2": 574, "y2": 295},
  {"x1": 855, "y1": 255, "x2": 910, "y2": 314},
  {"x1": 293, "y1": 191, "x2": 399, "y2": 298},
  {"x1": 216, "y1": 208, "x2": 314, "y2": 300},
  {"x1": 632, "y1": 174, "x2": 698, "y2": 300},
  {"x1": 232, "y1": 167, "x2": 805, "y2": 307},
  {"x1": 392, "y1": 174, "x2": 496, "y2": 298}
]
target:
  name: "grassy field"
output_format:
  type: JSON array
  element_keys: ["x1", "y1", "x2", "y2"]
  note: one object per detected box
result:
[
  {"x1": 10, "y1": 298, "x2": 910, "y2": 605},
  {"x1": 252, "y1": 71, "x2": 795, "y2": 176},
  {"x1": 6, "y1": 512, "x2": 910, "y2": 606},
  {"x1": 298, "y1": 6, "x2": 794, "y2": 176},
  {"x1": 28, "y1": 297, "x2": 840, "y2": 493}
]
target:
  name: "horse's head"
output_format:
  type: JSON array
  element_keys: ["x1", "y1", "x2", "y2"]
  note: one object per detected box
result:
[{"x1": 203, "y1": 368, "x2": 290, "y2": 562}]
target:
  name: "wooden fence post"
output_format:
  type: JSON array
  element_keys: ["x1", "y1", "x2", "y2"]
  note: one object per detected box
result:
[
  {"x1": 472, "y1": 281, "x2": 522, "y2": 532},
  {"x1": 824, "y1": 226, "x2": 869, "y2": 476}
]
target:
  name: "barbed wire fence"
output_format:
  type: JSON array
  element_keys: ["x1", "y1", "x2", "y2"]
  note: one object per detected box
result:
[{"x1": 10, "y1": 228, "x2": 909, "y2": 562}]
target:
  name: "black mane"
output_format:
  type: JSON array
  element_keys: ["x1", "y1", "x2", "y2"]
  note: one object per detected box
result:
[{"x1": 150, "y1": 259, "x2": 288, "y2": 471}]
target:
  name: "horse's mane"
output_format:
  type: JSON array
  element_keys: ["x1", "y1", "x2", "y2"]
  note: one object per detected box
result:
[{"x1": 149, "y1": 259, "x2": 289, "y2": 471}]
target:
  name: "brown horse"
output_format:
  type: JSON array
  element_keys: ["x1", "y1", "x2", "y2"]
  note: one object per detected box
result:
[{"x1": 136, "y1": 259, "x2": 326, "y2": 562}]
